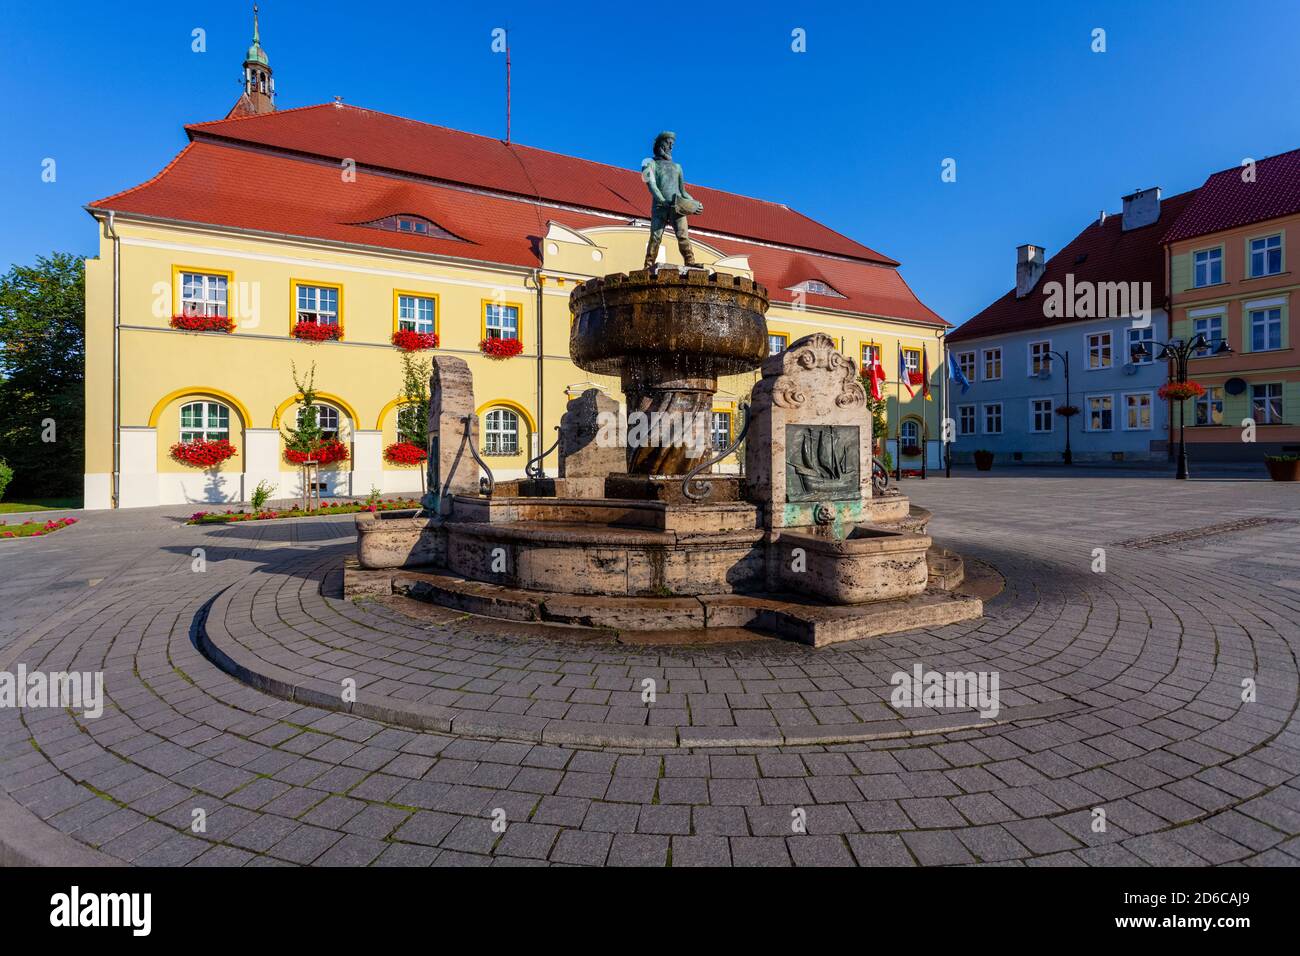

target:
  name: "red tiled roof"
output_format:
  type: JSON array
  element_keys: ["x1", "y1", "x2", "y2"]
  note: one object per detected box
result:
[
  {"x1": 89, "y1": 137, "x2": 946, "y2": 327},
  {"x1": 1163, "y1": 148, "x2": 1300, "y2": 243},
  {"x1": 89, "y1": 103, "x2": 946, "y2": 327},
  {"x1": 948, "y1": 190, "x2": 1197, "y2": 343},
  {"x1": 183, "y1": 103, "x2": 899, "y2": 265}
]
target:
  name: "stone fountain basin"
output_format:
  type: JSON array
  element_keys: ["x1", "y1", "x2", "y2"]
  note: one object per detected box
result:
[
  {"x1": 775, "y1": 524, "x2": 932, "y2": 604},
  {"x1": 569, "y1": 269, "x2": 769, "y2": 379}
]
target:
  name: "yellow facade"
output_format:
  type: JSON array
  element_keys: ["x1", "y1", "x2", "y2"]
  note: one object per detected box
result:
[{"x1": 84, "y1": 215, "x2": 947, "y2": 508}]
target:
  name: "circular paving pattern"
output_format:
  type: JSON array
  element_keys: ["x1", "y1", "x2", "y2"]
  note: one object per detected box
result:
[{"x1": 3, "y1": 478, "x2": 1299, "y2": 867}]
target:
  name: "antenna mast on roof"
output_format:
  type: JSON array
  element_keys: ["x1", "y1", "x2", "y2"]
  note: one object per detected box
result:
[{"x1": 505, "y1": 29, "x2": 512, "y2": 143}]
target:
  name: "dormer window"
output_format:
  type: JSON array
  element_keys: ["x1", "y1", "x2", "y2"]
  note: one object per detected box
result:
[
  {"x1": 361, "y1": 214, "x2": 462, "y2": 242},
  {"x1": 786, "y1": 279, "x2": 845, "y2": 298}
]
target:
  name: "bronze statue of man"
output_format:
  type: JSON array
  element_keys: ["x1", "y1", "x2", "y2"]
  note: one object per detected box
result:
[{"x1": 641, "y1": 131, "x2": 704, "y2": 269}]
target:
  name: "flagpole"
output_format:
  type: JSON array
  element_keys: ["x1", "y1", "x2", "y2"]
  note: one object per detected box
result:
[
  {"x1": 942, "y1": 333, "x2": 951, "y2": 478},
  {"x1": 920, "y1": 345, "x2": 928, "y2": 480},
  {"x1": 895, "y1": 345, "x2": 902, "y2": 483}
]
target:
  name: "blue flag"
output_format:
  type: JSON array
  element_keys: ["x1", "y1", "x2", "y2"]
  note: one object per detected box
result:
[{"x1": 948, "y1": 352, "x2": 971, "y2": 394}]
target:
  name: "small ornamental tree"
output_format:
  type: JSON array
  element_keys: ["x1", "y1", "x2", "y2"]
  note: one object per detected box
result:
[
  {"x1": 281, "y1": 362, "x2": 349, "y2": 465},
  {"x1": 384, "y1": 355, "x2": 431, "y2": 483}
]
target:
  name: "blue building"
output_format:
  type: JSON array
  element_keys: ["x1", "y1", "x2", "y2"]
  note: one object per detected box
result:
[{"x1": 946, "y1": 188, "x2": 1195, "y2": 464}]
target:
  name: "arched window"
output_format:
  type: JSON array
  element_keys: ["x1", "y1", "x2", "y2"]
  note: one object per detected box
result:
[
  {"x1": 484, "y1": 408, "x2": 520, "y2": 455},
  {"x1": 900, "y1": 419, "x2": 921, "y2": 452},
  {"x1": 180, "y1": 401, "x2": 230, "y2": 442},
  {"x1": 298, "y1": 404, "x2": 340, "y2": 441}
]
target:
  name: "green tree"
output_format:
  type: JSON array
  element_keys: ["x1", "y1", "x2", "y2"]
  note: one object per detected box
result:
[
  {"x1": 281, "y1": 362, "x2": 324, "y2": 454},
  {"x1": 396, "y1": 353, "x2": 430, "y2": 445},
  {"x1": 0, "y1": 253, "x2": 85, "y2": 497}
]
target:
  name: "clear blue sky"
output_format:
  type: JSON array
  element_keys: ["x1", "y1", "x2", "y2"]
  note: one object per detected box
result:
[{"x1": 1, "y1": 0, "x2": 1297, "y2": 325}]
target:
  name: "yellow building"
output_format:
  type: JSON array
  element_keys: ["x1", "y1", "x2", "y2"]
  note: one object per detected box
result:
[{"x1": 83, "y1": 24, "x2": 950, "y2": 509}]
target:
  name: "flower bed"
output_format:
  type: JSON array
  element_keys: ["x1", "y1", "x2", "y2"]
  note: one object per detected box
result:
[
  {"x1": 188, "y1": 499, "x2": 420, "y2": 525},
  {"x1": 1159, "y1": 381, "x2": 1206, "y2": 402},
  {"x1": 479, "y1": 336, "x2": 524, "y2": 359},
  {"x1": 292, "y1": 321, "x2": 343, "y2": 342},
  {"x1": 0, "y1": 516, "x2": 77, "y2": 539},
  {"x1": 170, "y1": 438, "x2": 238, "y2": 468},
  {"x1": 383, "y1": 441, "x2": 428, "y2": 465},
  {"x1": 392, "y1": 330, "x2": 439, "y2": 352},
  {"x1": 284, "y1": 439, "x2": 349, "y2": 465},
  {"x1": 170, "y1": 314, "x2": 235, "y2": 333}
]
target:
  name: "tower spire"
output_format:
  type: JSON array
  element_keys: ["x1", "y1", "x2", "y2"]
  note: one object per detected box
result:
[{"x1": 232, "y1": 2, "x2": 275, "y2": 116}]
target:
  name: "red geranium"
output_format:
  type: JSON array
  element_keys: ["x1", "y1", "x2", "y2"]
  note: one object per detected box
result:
[
  {"x1": 392, "y1": 329, "x2": 439, "y2": 352},
  {"x1": 171, "y1": 314, "x2": 235, "y2": 333},
  {"x1": 292, "y1": 321, "x2": 343, "y2": 342},
  {"x1": 479, "y1": 336, "x2": 524, "y2": 359},
  {"x1": 170, "y1": 438, "x2": 238, "y2": 468},
  {"x1": 284, "y1": 439, "x2": 350, "y2": 465},
  {"x1": 383, "y1": 441, "x2": 428, "y2": 465},
  {"x1": 1159, "y1": 381, "x2": 1206, "y2": 402}
]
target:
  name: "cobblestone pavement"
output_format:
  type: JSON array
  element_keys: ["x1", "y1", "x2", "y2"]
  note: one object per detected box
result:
[{"x1": 2, "y1": 477, "x2": 1299, "y2": 867}]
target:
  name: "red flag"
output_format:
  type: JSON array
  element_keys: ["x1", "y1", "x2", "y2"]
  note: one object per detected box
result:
[{"x1": 868, "y1": 350, "x2": 887, "y2": 400}]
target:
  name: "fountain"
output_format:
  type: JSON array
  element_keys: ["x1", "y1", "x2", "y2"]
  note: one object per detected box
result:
[{"x1": 348, "y1": 134, "x2": 982, "y2": 646}]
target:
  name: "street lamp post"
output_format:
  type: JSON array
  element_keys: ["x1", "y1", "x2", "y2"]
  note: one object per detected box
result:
[
  {"x1": 1045, "y1": 349, "x2": 1072, "y2": 465},
  {"x1": 1131, "y1": 335, "x2": 1232, "y2": 480}
]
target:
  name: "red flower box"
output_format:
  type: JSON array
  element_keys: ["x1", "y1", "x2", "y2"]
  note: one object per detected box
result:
[
  {"x1": 383, "y1": 441, "x2": 428, "y2": 465},
  {"x1": 292, "y1": 321, "x2": 343, "y2": 342},
  {"x1": 284, "y1": 439, "x2": 349, "y2": 465},
  {"x1": 170, "y1": 438, "x2": 238, "y2": 468},
  {"x1": 171, "y1": 314, "x2": 235, "y2": 333},
  {"x1": 479, "y1": 336, "x2": 523, "y2": 359},
  {"x1": 1159, "y1": 381, "x2": 1206, "y2": 402},
  {"x1": 392, "y1": 329, "x2": 439, "y2": 352}
]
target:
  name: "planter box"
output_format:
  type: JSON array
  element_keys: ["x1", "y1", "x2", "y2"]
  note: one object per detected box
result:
[
  {"x1": 1265, "y1": 459, "x2": 1300, "y2": 482},
  {"x1": 355, "y1": 509, "x2": 444, "y2": 568},
  {"x1": 973, "y1": 452, "x2": 994, "y2": 471},
  {"x1": 776, "y1": 524, "x2": 931, "y2": 604}
]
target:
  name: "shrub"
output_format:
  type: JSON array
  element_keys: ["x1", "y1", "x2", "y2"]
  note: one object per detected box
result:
[
  {"x1": 250, "y1": 479, "x2": 276, "y2": 510},
  {"x1": 0, "y1": 459, "x2": 12, "y2": 501}
]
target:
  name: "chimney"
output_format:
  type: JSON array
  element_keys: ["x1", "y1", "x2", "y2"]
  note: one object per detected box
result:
[
  {"x1": 1015, "y1": 244, "x2": 1047, "y2": 299},
  {"x1": 1121, "y1": 186, "x2": 1161, "y2": 231}
]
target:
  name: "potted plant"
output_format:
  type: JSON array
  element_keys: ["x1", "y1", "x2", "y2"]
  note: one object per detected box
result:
[
  {"x1": 1158, "y1": 381, "x2": 1206, "y2": 403},
  {"x1": 292, "y1": 320, "x2": 343, "y2": 342},
  {"x1": 171, "y1": 313, "x2": 235, "y2": 333},
  {"x1": 1055, "y1": 404, "x2": 1079, "y2": 418},
  {"x1": 1265, "y1": 454, "x2": 1300, "y2": 482},
  {"x1": 383, "y1": 441, "x2": 428, "y2": 465},
  {"x1": 973, "y1": 449, "x2": 994, "y2": 471},
  {"x1": 170, "y1": 437, "x2": 238, "y2": 468},
  {"x1": 391, "y1": 329, "x2": 439, "y2": 352},
  {"x1": 901, "y1": 443, "x2": 922, "y2": 457},
  {"x1": 479, "y1": 336, "x2": 523, "y2": 359}
]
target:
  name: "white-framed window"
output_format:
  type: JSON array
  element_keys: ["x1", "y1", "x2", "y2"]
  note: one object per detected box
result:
[
  {"x1": 296, "y1": 284, "x2": 339, "y2": 325},
  {"x1": 179, "y1": 272, "x2": 228, "y2": 318},
  {"x1": 1249, "y1": 234, "x2": 1282, "y2": 278},
  {"x1": 1086, "y1": 331, "x2": 1113, "y2": 370},
  {"x1": 982, "y1": 402, "x2": 1003, "y2": 434},
  {"x1": 1194, "y1": 386, "x2": 1224, "y2": 426},
  {"x1": 484, "y1": 303, "x2": 520, "y2": 340},
  {"x1": 957, "y1": 351, "x2": 977, "y2": 381},
  {"x1": 1193, "y1": 247, "x2": 1223, "y2": 287},
  {"x1": 1087, "y1": 394, "x2": 1114, "y2": 431},
  {"x1": 298, "y1": 404, "x2": 340, "y2": 441},
  {"x1": 900, "y1": 419, "x2": 921, "y2": 448},
  {"x1": 1192, "y1": 313, "x2": 1224, "y2": 356},
  {"x1": 180, "y1": 401, "x2": 230, "y2": 442},
  {"x1": 958, "y1": 404, "x2": 977, "y2": 436},
  {"x1": 1030, "y1": 398, "x2": 1053, "y2": 433},
  {"x1": 860, "y1": 342, "x2": 881, "y2": 369},
  {"x1": 710, "y1": 411, "x2": 732, "y2": 452},
  {"x1": 1028, "y1": 340, "x2": 1051, "y2": 376},
  {"x1": 982, "y1": 348, "x2": 1002, "y2": 381},
  {"x1": 484, "y1": 407, "x2": 521, "y2": 455},
  {"x1": 1252, "y1": 383, "x2": 1284, "y2": 425},
  {"x1": 903, "y1": 348, "x2": 921, "y2": 373},
  {"x1": 1249, "y1": 307, "x2": 1283, "y2": 352},
  {"x1": 397, "y1": 294, "x2": 436, "y2": 334},
  {"x1": 1127, "y1": 325, "x2": 1154, "y2": 364},
  {"x1": 768, "y1": 334, "x2": 788, "y2": 355},
  {"x1": 397, "y1": 405, "x2": 424, "y2": 446},
  {"x1": 1123, "y1": 391, "x2": 1152, "y2": 431}
]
